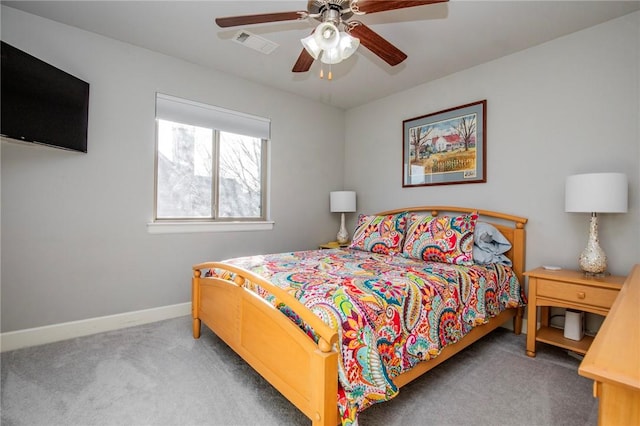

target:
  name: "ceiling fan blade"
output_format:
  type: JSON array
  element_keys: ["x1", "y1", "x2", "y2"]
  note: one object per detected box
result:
[
  {"x1": 351, "y1": 0, "x2": 448, "y2": 15},
  {"x1": 215, "y1": 11, "x2": 306, "y2": 28},
  {"x1": 347, "y1": 23, "x2": 407, "y2": 66},
  {"x1": 292, "y1": 48, "x2": 315, "y2": 73}
]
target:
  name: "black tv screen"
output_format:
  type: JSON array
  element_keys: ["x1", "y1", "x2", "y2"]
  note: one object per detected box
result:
[{"x1": 1, "y1": 41, "x2": 89, "y2": 153}]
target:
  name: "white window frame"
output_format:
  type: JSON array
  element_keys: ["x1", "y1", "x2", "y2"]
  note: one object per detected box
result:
[{"x1": 147, "y1": 93, "x2": 273, "y2": 234}]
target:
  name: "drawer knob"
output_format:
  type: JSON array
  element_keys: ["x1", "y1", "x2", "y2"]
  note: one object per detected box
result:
[{"x1": 577, "y1": 292, "x2": 586, "y2": 299}]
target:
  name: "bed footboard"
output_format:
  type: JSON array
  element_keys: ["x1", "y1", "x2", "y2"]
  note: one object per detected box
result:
[{"x1": 192, "y1": 262, "x2": 339, "y2": 426}]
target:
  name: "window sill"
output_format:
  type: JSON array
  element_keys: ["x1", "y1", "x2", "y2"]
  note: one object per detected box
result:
[{"x1": 146, "y1": 221, "x2": 275, "y2": 234}]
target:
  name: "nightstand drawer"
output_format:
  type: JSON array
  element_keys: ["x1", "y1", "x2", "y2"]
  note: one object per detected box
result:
[{"x1": 537, "y1": 279, "x2": 618, "y2": 310}]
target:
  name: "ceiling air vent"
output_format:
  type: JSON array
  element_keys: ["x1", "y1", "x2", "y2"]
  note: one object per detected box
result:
[{"x1": 232, "y1": 30, "x2": 279, "y2": 54}]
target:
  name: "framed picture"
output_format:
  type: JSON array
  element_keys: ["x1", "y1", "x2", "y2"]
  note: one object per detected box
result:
[{"x1": 402, "y1": 100, "x2": 486, "y2": 187}]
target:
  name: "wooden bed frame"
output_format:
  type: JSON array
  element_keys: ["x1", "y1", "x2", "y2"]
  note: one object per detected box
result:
[{"x1": 192, "y1": 206, "x2": 527, "y2": 426}]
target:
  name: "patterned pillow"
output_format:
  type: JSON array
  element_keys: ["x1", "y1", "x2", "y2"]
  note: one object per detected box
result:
[
  {"x1": 348, "y1": 213, "x2": 408, "y2": 255},
  {"x1": 402, "y1": 212, "x2": 479, "y2": 265}
]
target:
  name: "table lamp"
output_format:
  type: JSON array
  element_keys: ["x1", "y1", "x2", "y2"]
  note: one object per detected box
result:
[
  {"x1": 565, "y1": 172, "x2": 628, "y2": 276},
  {"x1": 330, "y1": 191, "x2": 356, "y2": 245}
]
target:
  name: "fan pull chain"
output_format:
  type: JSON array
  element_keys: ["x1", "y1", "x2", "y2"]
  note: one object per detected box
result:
[
  {"x1": 319, "y1": 66, "x2": 333, "y2": 80},
  {"x1": 319, "y1": 65, "x2": 332, "y2": 81}
]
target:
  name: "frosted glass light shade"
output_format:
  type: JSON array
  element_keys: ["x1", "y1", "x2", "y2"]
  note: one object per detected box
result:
[
  {"x1": 301, "y1": 27, "x2": 360, "y2": 67},
  {"x1": 330, "y1": 191, "x2": 356, "y2": 213},
  {"x1": 319, "y1": 33, "x2": 360, "y2": 64},
  {"x1": 320, "y1": 47, "x2": 342, "y2": 64},
  {"x1": 565, "y1": 173, "x2": 628, "y2": 213},
  {"x1": 314, "y1": 22, "x2": 340, "y2": 50},
  {"x1": 301, "y1": 34, "x2": 322, "y2": 60},
  {"x1": 339, "y1": 32, "x2": 359, "y2": 59}
]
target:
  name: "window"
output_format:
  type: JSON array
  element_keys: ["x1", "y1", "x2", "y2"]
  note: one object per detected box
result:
[{"x1": 154, "y1": 93, "x2": 270, "y2": 223}]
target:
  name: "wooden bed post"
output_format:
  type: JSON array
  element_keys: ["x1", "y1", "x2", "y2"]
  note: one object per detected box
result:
[
  {"x1": 513, "y1": 307, "x2": 524, "y2": 335},
  {"x1": 310, "y1": 339, "x2": 339, "y2": 426},
  {"x1": 511, "y1": 222, "x2": 526, "y2": 284},
  {"x1": 192, "y1": 268, "x2": 201, "y2": 339},
  {"x1": 511, "y1": 222, "x2": 526, "y2": 335}
]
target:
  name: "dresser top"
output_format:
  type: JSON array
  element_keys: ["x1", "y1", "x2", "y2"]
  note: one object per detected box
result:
[{"x1": 579, "y1": 264, "x2": 640, "y2": 391}]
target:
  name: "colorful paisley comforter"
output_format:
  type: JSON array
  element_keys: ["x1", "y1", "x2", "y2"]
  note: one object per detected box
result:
[{"x1": 209, "y1": 248, "x2": 525, "y2": 425}]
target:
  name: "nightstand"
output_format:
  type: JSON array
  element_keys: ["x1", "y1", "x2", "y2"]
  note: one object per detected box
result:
[
  {"x1": 524, "y1": 267, "x2": 625, "y2": 357},
  {"x1": 318, "y1": 241, "x2": 349, "y2": 249}
]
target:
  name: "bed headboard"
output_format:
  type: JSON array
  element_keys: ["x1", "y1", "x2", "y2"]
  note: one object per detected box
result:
[{"x1": 376, "y1": 206, "x2": 528, "y2": 282}]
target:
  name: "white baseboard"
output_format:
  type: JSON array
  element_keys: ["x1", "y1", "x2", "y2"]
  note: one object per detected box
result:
[
  {"x1": 500, "y1": 317, "x2": 530, "y2": 334},
  {"x1": 0, "y1": 302, "x2": 191, "y2": 352},
  {"x1": 0, "y1": 305, "x2": 528, "y2": 353}
]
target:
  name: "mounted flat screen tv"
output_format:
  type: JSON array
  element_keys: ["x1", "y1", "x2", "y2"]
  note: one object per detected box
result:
[{"x1": 1, "y1": 41, "x2": 89, "y2": 153}]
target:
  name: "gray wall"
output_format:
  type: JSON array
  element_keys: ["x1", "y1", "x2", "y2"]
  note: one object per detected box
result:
[
  {"x1": 2, "y1": 7, "x2": 639, "y2": 334},
  {"x1": 344, "y1": 11, "x2": 639, "y2": 277},
  {"x1": 1, "y1": 7, "x2": 346, "y2": 332}
]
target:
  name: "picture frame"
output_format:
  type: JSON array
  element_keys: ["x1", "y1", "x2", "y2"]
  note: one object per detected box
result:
[{"x1": 402, "y1": 100, "x2": 486, "y2": 187}]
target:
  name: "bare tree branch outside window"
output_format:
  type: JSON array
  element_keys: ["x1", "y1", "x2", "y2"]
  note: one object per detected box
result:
[
  {"x1": 218, "y1": 132, "x2": 262, "y2": 218},
  {"x1": 155, "y1": 120, "x2": 265, "y2": 220}
]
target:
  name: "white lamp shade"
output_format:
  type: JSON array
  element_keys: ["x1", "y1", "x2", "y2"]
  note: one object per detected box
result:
[
  {"x1": 330, "y1": 191, "x2": 356, "y2": 213},
  {"x1": 301, "y1": 34, "x2": 321, "y2": 60},
  {"x1": 565, "y1": 172, "x2": 628, "y2": 213},
  {"x1": 314, "y1": 22, "x2": 340, "y2": 50}
]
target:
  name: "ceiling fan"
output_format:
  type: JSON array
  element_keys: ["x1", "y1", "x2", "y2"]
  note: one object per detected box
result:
[{"x1": 215, "y1": 0, "x2": 448, "y2": 74}]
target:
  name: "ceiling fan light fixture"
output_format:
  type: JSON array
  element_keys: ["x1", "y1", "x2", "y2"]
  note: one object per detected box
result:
[
  {"x1": 314, "y1": 21, "x2": 340, "y2": 50},
  {"x1": 301, "y1": 34, "x2": 322, "y2": 60},
  {"x1": 218, "y1": 0, "x2": 448, "y2": 74}
]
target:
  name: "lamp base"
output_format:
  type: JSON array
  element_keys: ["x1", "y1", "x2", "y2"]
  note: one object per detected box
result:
[
  {"x1": 578, "y1": 213, "x2": 608, "y2": 275},
  {"x1": 336, "y1": 212, "x2": 349, "y2": 245},
  {"x1": 582, "y1": 271, "x2": 610, "y2": 278}
]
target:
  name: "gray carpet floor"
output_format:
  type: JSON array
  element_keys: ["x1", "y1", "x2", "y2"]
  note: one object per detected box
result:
[{"x1": 1, "y1": 316, "x2": 598, "y2": 426}]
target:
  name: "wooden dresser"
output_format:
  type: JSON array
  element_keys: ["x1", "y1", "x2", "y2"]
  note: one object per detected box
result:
[{"x1": 579, "y1": 264, "x2": 640, "y2": 425}]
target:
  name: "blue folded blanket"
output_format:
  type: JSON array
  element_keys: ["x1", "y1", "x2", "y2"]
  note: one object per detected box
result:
[{"x1": 473, "y1": 222, "x2": 512, "y2": 266}]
